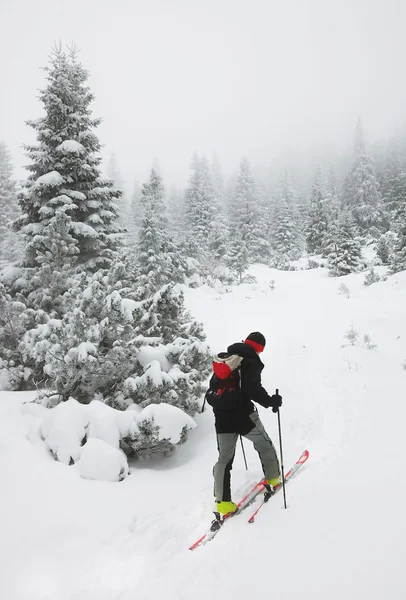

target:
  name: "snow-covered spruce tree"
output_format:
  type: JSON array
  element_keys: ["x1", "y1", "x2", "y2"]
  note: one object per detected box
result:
[
  {"x1": 326, "y1": 212, "x2": 362, "y2": 276},
  {"x1": 306, "y1": 168, "x2": 329, "y2": 254},
  {"x1": 0, "y1": 142, "x2": 21, "y2": 267},
  {"x1": 27, "y1": 259, "x2": 211, "y2": 415},
  {"x1": 137, "y1": 169, "x2": 187, "y2": 299},
  {"x1": 185, "y1": 154, "x2": 217, "y2": 257},
  {"x1": 124, "y1": 178, "x2": 143, "y2": 247},
  {"x1": 270, "y1": 170, "x2": 305, "y2": 266},
  {"x1": 14, "y1": 45, "x2": 122, "y2": 294},
  {"x1": 127, "y1": 283, "x2": 211, "y2": 414},
  {"x1": 391, "y1": 210, "x2": 406, "y2": 273},
  {"x1": 0, "y1": 283, "x2": 48, "y2": 390},
  {"x1": 342, "y1": 119, "x2": 383, "y2": 234},
  {"x1": 229, "y1": 157, "x2": 270, "y2": 264},
  {"x1": 167, "y1": 184, "x2": 186, "y2": 241},
  {"x1": 379, "y1": 142, "x2": 406, "y2": 228},
  {"x1": 226, "y1": 243, "x2": 249, "y2": 283},
  {"x1": 106, "y1": 151, "x2": 129, "y2": 233}
]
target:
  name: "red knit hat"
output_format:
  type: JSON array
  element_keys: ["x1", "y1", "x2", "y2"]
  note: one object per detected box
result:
[{"x1": 245, "y1": 331, "x2": 266, "y2": 353}]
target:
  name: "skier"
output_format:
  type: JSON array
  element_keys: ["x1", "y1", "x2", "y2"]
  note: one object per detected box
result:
[{"x1": 205, "y1": 331, "x2": 282, "y2": 515}]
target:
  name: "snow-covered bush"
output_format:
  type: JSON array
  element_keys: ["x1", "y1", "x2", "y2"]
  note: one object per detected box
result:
[
  {"x1": 338, "y1": 282, "x2": 350, "y2": 298},
  {"x1": 0, "y1": 283, "x2": 48, "y2": 390},
  {"x1": 307, "y1": 259, "x2": 320, "y2": 270},
  {"x1": 327, "y1": 213, "x2": 362, "y2": 276},
  {"x1": 25, "y1": 264, "x2": 210, "y2": 418},
  {"x1": 37, "y1": 397, "x2": 197, "y2": 467},
  {"x1": 344, "y1": 325, "x2": 359, "y2": 346},
  {"x1": 363, "y1": 334, "x2": 377, "y2": 350},
  {"x1": 78, "y1": 438, "x2": 129, "y2": 482},
  {"x1": 363, "y1": 268, "x2": 381, "y2": 286}
]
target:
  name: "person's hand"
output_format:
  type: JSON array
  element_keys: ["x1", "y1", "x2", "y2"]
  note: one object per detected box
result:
[{"x1": 270, "y1": 392, "x2": 282, "y2": 413}]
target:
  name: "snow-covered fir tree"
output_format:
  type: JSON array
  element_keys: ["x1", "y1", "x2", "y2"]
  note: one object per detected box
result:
[
  {"x1": 137, "y1": 169, "x2": 186, "y2": 298},
  {"x1": 380, "y1": 146, "x2": 406, "y2": 226},
  {"x1": 326, "y1": 212, "x2": 363, "y2": 276},
  {"x1": 185, "y1": 154, "x2": 217, "y2": 257},
  {"x1": 324, "y1": 168, "x2": 341, "y2": 221},
  {"x1": 125, "y1": 178, "x2": 142, "y2": 247},
  {"x1": 211, "y1": 153, "x2": 224, "y2": 204},
  {"x1": 271, "y1": 170, "x2": 304, "y2": 266},
  {"x1": 343, "y1": 119, "x2": 383, "y2": 235},
  {"x1": 306, "y1": 168, "x2": 329, "y2": 254},
  {"x1": 0, "y1": 142, "x2": 21, "y2": 267},
  {"x1": 167, "y1": 184, "x2": 186, "y2": 241},
  {"x1": 106, "y1": 151, "x2": 129, "y2": 232},
  {"x1": 14, "y1": 45, "x2": 123, "y2": 295},
  {"x1": 23, "y1": 258, "x2": 211, "y2": 419},
  {"x1": 229, "y1": 157, "x2": 270, "y2": 264}
]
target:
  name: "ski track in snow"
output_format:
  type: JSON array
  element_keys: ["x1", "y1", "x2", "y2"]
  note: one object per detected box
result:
[{"x1": 1, "y1": 265, "x2": 406, "y2": 600}]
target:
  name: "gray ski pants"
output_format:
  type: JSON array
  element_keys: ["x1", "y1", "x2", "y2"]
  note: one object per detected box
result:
[{"x1": 213, "y1": 410, "x2": 280, "y2": 502}]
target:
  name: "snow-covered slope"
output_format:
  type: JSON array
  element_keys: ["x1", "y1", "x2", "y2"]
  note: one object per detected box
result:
[{"x1": 1, "y1": 265, "x2": 406, "y2": 600}]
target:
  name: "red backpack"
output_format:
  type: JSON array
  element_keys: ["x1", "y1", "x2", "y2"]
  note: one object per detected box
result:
[{"x1": 211, "y1": 352, "x2": 243, "y2": 395}]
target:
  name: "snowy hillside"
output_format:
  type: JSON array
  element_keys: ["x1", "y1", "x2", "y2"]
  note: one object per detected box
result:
[{"x1": 1, "y1": 264, "x2": 406, "y2": 600}]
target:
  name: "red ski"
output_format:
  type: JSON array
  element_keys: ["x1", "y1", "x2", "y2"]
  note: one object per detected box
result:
[
  {"x1": 189, "y1": 449, "x2": 309, "y2": 550},
  {"x1": 247, "y1": 449, "x2": 309, "y2": 523},
  {"x1": 189, "y1": 478, "x2": 267, "y2": 550}
]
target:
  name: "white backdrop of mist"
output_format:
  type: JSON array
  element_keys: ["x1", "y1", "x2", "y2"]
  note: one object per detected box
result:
[{"x1": 1, "y1": 0, "x2": 405, "y2": 193}]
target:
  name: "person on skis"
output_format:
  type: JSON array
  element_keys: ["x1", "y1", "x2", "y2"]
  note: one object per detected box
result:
[{"x1": 205, "y1": 331, "x2": 282, "y2": 515}]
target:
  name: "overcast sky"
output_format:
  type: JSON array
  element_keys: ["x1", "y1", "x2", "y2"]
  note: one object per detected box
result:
[{"x1": 1, "y1": 0, "x2": 406, "y2": 190}]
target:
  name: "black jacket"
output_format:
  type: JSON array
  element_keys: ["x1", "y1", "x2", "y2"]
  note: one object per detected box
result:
[{"x1": 206, "y1": 342, "x2": 273, "y2": 435}]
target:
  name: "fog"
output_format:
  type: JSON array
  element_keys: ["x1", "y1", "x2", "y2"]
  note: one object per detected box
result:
[{"x1": 1, "y1": 0, "x2": 405, "y2": 189}]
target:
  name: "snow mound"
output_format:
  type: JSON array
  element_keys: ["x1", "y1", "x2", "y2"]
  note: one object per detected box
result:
[
  {"x1": 138, "y1": 403, "x2": 197, "y2": 444},
  {"x1": 56, "y1": 140, "x2": 85, "y2": 154},
  {"x1": 40, "y1": 398, "x2": 89, "y2": 464},
  {"x1": 35, "y1": 171, "x2": 64, "y2": 186},
  {"x1": 78, "y1": 438, "x2": 129, "y2": 482},
  {"x1": 37, "y1": 398, "x2": 196, "y2": 473}
]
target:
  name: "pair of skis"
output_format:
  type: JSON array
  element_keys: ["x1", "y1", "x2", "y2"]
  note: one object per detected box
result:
[{"x1": 189, "y1": 449, "x2": 309, "y2": 551}]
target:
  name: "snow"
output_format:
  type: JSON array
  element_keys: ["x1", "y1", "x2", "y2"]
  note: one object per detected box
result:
[
  {"x1": 0, "y1": 264, "x2": 23, "y2": 284},
  {"x1": 35, "y1": 170, "x2": 64, "y2": 186},
  {"x1": 138, "y1": 403, "x2": 196, "y2": 444},
  {"x1": 77, "y1": 341, "x2": 97, "y2": 361},
  {"x1": 77, "y1": 438, "x2": 129, "y2": 482},
  {"x1": 1, "y1": 265, "x2": 406, "y2": 599},
  {"x1": 71, "y1": 221, "x2": 98, "y2": 237},
  {"x1": 56, "y1": 140, "x2": 85, "y2": 154}
]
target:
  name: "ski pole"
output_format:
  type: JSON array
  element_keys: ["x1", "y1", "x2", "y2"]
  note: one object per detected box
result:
[
  {"x1": 276, "y1": 389, "x2": 287, "y2": 509},
  {"x1": 240, "y1": 435, "x2": 248, "y2": 470}
]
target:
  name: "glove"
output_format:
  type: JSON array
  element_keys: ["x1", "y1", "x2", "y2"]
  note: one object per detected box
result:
[{"x1": 269, "y1": 392, "x2": 282, "y2": 413}]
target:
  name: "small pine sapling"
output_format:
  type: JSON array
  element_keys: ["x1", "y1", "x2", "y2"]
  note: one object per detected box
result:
[
  {"x1": 338, "y1": 282, "x2": 350, "y2": 298},
  {"x1": 363, "y1": 334, "x2": 377, "y2": 350},
  {"x1": 345, "y1": 325, "x2": 359, "y2": 346},
  {"x1": 363, "y1": 268, "x2": 381, "y2": 287}
]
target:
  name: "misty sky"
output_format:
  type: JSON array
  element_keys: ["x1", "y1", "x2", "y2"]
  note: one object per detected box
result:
[{"x1": 1, "y1": 0, "x2": 406, "y2": 190}]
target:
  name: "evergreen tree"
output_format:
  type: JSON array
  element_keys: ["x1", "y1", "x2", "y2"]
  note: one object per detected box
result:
[
  {"x1": 326, "y1": 212, "x2": 362, "y2": 276},
  {"x1": 0, "y1": 142, "x2": 21, "y2": 266},
  {"x1": 185, "y1": 154, "x2": 216, "y2": 257},
  {"x1": 137, "y1": 169, "x2": 186, "y2": 298},
  {"x1": 167, "y1": 185, "x2": 186, "y2": 241},
  {"x1": 380, "y1": 148, "x2": 406, "y2": 228},
  {"x1": 306, "y1": 168, "x2": 329, "y2": 254},
  {"x1": 211, "y1": 154, "x2": 224, "y2": 204},
  {"x1": 106, "y1": 151, "x2": 129, "y2": 232},
  {"x1": 343, "y1": 119, "x2": 383, "y2": 234},
  {"x1": 271, "y1": 170, "x2": 304, "y2": 266},
  {"x1": 14, "y1": 45, "x2": 122, "y2": 287},
  {"x1": 324, "y1": 168, "x2": 341, "y2": 222},
  {"x1": 229, "y1": 157, "x2": 270, "y2": 264},
  {"x1": 126, "y1": 178, "x2": 143, "y2": 247}
]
